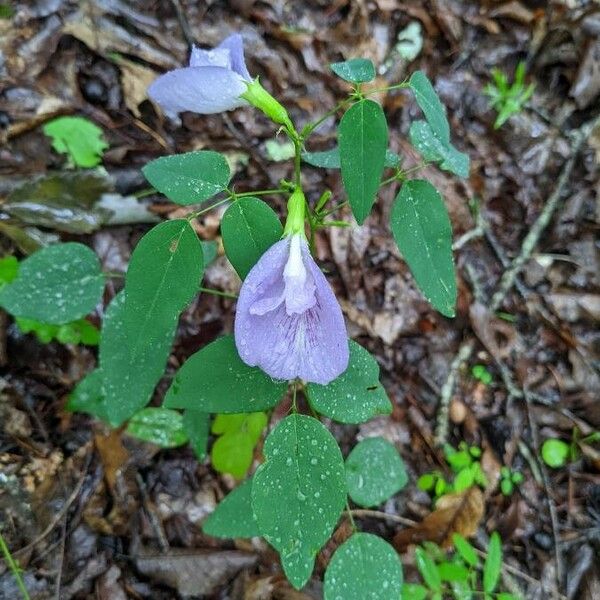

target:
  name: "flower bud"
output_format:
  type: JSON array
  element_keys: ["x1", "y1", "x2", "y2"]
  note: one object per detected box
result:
[
  {"x1": 241, "y1": 78, "x2": 295, "y2": 132},
  {"x1": 283, "y1": 187, "x2": 306, "y2": 236}
]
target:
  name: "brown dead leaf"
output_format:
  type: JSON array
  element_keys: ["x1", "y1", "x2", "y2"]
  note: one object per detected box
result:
[
  {"x1": 393, "y1": 486, "x2": 484, "y2": 551},
  {"x1": 116, "y1": 57, "x2": 158, "y2": 117},
  {"x1": 94, "y1": 429, "x2": 129, "y2": 493},
  {"x1": 135, "y1": 548, "x2": 258, "y2": 598}
]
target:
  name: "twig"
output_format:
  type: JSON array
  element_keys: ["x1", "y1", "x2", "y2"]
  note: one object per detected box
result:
[
  {"x1": 135, "y1": 472, "x2": 169, "y2": 552},
  {"x1": 350, "y1": 509, "x2": 417, "y2": 527}
]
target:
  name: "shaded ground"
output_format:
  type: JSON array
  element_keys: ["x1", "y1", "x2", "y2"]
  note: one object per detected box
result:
[{"x1": 1, "y1": 1, "x2": 599, "y2": 599}]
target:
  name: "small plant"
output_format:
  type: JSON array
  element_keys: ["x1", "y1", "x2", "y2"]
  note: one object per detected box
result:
[
  {"x1": 418, "y1": 443, "x2": 487, "y2": 500},
  {"x1": 402, "y1": 532, "x2": 518, "y2": 600},
  {"x1": 499, "y1": 467, "x2": 523, "y2": 496},
  {"x1": 541, "y1": 430, "x2": 600, "y2": 468},
  {"x1": 484, "y1": 61, "x2": 535, "y2": 129},
  {"x1": 472, "y1": 364, "x2": 493, "y2": 385}
]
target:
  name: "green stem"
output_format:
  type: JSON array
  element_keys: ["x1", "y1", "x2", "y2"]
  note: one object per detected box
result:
[
  {"x1": 345, "y1": 500, "x2": 357, "y2": 532},
  {"x1": 301, "y1": 99, "x2": 352, "y2": 139},
  {"x1": 199, "y1": 287, "x2": 238, "y2": 300},
  {"x1": 186, "y1": 197, "x2": 231, "y2": 220},
  {"x1": 364, "y1": 81, "x2": 410, "y2": 96},
  {"x1": 0, "y1": 532, "x2": 31, "y2": 600},
  {"x1": 320, "y1": 200, "x2": 348, "y2": 217},
  {"x1": 231, "y1": 188, "x2": 288, "y2": 199},
  {"x1": 134, "y1": 187, "x2": 157, "y2": 199}
]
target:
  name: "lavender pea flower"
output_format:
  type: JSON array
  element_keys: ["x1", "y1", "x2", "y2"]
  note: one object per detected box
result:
[
  {"x1": 234, "y1": 229, "x2": 349, "y2": 385},
  {"x1": 148, "y1": 34, "x2": 252, "y2": 115}
]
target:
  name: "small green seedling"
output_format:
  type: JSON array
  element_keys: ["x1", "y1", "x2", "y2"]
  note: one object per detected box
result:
[
  {"x1": 472, "y1": 364, "x2": 493, "y2": 385},
  {"x1": 499, "y1": 467, "x2": 523, "y2": 496},
  {"x1": 484, "y1": 61, "x2": 535, "y2": 129},
  {"x1": 541, "y1": 430, "x2": 599, "y2": 468}
]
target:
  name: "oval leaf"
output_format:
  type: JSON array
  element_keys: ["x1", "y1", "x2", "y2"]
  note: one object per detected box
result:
[
  {"x1": 390, "y1": 179, "x2": 456, "y2": 317},
  {"x1": 409, "y1": 71, "x2": 449, "y2": 144},
  {"x1": 203, "y1": 478, "x2": 261, "y2": 539},
  {"x1": 330, "y1": 58, "x2": 376, "y2": 83},
  {"x1": 126, "y1": 407, "x2": 188, "y2": 448},
  {"x1": 307, "y1": 341, "x2": 392, "y2": 424},
  {"x1": 415, "y1": 547, "x2": 442, "y2": 591},
  {"x1": 252, "y1": 414, "x2": 346, "y2": 589},
  {"x1": 142, "y1": 150, "x2": 230, "y2": 205},
  {"x1": 345, "y1": 437, "x2": 408, "y2": 507},
  {"x1": 124, "y1": 219, "x2": 203, "y2": 343},
  {"x1": 483, "y1": 532, "x2": 502, "y2": 593},
  {"x1": 303, "y1": 147, "x2": 401, "y2": 170},
  {"x1": 221, "y1": 197, "x2": 283, "y2": 279},
  {"x1": 324, "y1": 533, "x2": 403, "y2": 599},
  {"x1": 0, "y1": 242, "x2": 104, "y2": 324},
  {"x1": 339, "y1": 99, "x2": 388, "y2": 224},
  {"x1": 163, "y1": 335, "x2": 287, "y2": 413}
]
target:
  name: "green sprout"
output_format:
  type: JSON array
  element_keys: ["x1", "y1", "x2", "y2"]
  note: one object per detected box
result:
[
  {"x1": 471, "y1": 364, "x2": 493, "y2": 385},
  {"x1": 499, "y1": 467, "x2": 523, "y2": 496},
  {"x1": 541, "y1": 430, "x2": 599, "y2": 469},
  {"x1": 484, "y1": 61, "x2": 535, "y2": 129}
]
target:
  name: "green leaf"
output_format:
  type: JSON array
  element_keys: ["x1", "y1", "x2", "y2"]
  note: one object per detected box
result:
[
  {"x1": 409, "y1": 120, "x2": 469, "y2": 178},
  {"x1": 66, "y1": 369, "x2": 107, "y2": 420},
  {"x1": 211, "y1": 412, "x2": 268, "y2": 479},
  {"x1": 415, "y1": 547, "x2": 442, "y2": 591},
  {"x1": 307, "y1": 341, "x2": 392, "y2": 424},
  {"x1": 324, "y1": 533, "x2": 403, "y2": 599},
  {"x1": 203, "y1": 478, "x2": 261, "y2": 539},
  {"x1": 123, "y1": 219, "x2": 203, "y2": 344},
  {"x1": 409, "y1": 71, "x2": 450, "y2": 144},
  {"x1": 483, "y1": 532, "x2": 502, "y2": 594},
  {"x1": 401, "y1": 583, "x2": 428, "y2": 600},
  {"x1": 142, "y1": 150, "x2": 230, "y2": 205},
  {"x1": 0, "y1": 243, "x2": 104, "y2": 324},
  {"x1": 265, "y1": 139, "x2": 296, "y2": 161},
  {"x1": 100, "y1": 293, "x2": 176, "y2": 426},
  {"x1": 438, "y1": 561, "x2": 470, "y2": 582},
  {"x1": 390, "y1": 179, "x2": 456, "y2": 317},
  {"x1": 252, "y1": 414, "x2": 346, "y2": 589},
  {"x1": 302, "y1": 147, "x2": 401, "y2": 170},
  {"x1": 182, "y1": 411, "x2": 210, "y2": 460},
  {"x1": 345, "y1": 437, "x2": 408, "y2": 507},
  {"x1": 452, "y1": 534, "x2": 479, "y2": 567},
  {"x1": 201, "y1": 240, "x2": 218, "y2": 266},
  {"x1": 221, "y1": 198, "x2": 283, "y2": 279},
  {"x1": 43, "y1": 116, "x2": 108, "y2": 168},
  {"x1": 0, "y1": 256, "x2": 18, "y2": 286},
  {"x1": 163, "y1": 335, "x2": 287, "y2": 413},
  {"x1": 541, "y1": 439, "x2": 570, "y2": 468},
  {"x1": 126, "y1": 408, "x2": 188, "y2": 448},
  {"x1": 330, "y1": 58, "x2": 376, "y2": 83},
  {"x1": 339, "y1": 99, "x2": 388, "y2": 224},
  {"x1": 16, "y1": 317, "x2": 100, "y2": 346}
]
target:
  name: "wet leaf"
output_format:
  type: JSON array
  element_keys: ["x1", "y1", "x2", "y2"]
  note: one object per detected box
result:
[
  {"x1": 345, "y1": 437, "x2": 408, "y2": 507},
  {"x1": 0, "y1": 242, "x2": 104, "y2": 324},
  {"x1": 409, "y1": 120, "x2": 469, "y2": 178},
  {"x1": 203, "y1": 478, "x2": 261, "y2": 539},
  {"x1": 123, "y1": 219, "x2": 203, "y2": 345},
  {"x1": 307, "y1": 340, "x2": 392, "y2": 424},
  {"x1": 409, "y1": 71, "x2": 449, "y2": 144},
  {"x1": 43, "y1": 116, "x2": 108, "y2": 168},
  {"x1": 66, "y1": 369, "x2": 107, "y2": 420},
  {"x1": 302, "y1": 147, "x2": 401, "y2": 170},
  {"x1": 201, "y1": 240, "x2": 218, "y2": 267},
  {"x1": 330, "y1": 58, "x2": 376, "y2": 83},
  {"x1": 390, "y1": 179, "x2": 456, "y2": 317},
  {"x1": 483, "y1": 532, "x2": 502, "y2": 593},
  {"x1": 142, "y1": 151, "x2": 230, "y2": 205},
  {"x1": 211, "y1": 412, "x2": 267, "y2": 479},
  {"x1": 394, "y1": 487, "x2": 484, "y2": 550},
  {"x1": 221, "y1": 197, "x2": 283, "y2": 279},
  {"x1": 126, "y1": 408, "x2": 188, "y2": 448},
  {"x1": 324, "y1": 533, "x2": 403, "y2": 599},
  {"x1": 163, "y1": 335, "x2": 287, "y2": 413},
  {"x1": 182, "y1": 410, "x2": 210, "y2": 460},
  {"x1": 339, "y1": 99, "x2": 388, "y2": 224},
  {"x1": 252, "y1": 414, "x2": 346, "y2": 589}
]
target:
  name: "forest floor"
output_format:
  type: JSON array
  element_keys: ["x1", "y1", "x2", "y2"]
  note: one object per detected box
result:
[{"x1": 1, "y1": 1, "x2": 599, "y2": 599}]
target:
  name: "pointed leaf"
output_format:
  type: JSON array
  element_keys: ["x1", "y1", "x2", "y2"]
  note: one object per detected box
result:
[
  {"x1": 330, "y1": 58, "x2": 376, "y2": 83},
  {"x1": 324, "y1": 533, "x2": 403, "y2": 599},
  {"x1": 390, "y1": 179, "x2": 456, "y2": 317},
  {"x1": 452, "y1": 533, "x2": 479, "y2": 567},
  {"x1": 409, "y1": 71, "x2": 450, "y2": 144},
  {"x1": 203, "y1": 478, "x2": 261, "y2": 539},
  {"x1": 126, "y1": 408, "x2": 188, "y2": 448},
  {"x1": 409, "y1": 120, "x2": 469, "y2": 178},
  {"x1": 124, "y1": 219, "x2": 203, "y2": 344},
  {"x1": 307, "y1": 341, "x2": 392, "y2": 424},
  {"x1": 415, "y1": 547, "x2": 442, "y2": 591},
  {"x1": 339, "y1": 100, "x2": 388, "y2": 224},
  {"x1": 163, "y1": 335, "x2": 287, "y2": 413},
  {"x1": 303, "y1": 147, "x2": 401, "y2": 170},
  {"x1": 483, "y1": 532, "x2": 502, "y2": 593},
  {"x1": 142, "y1": 150, "x2": 230, "y2": 205},
  {"x1": 252, "y1": 415, "x2": 346, "y2": 589},
  {"x1": 182, "y1": 410, "x2": 210, "y2": 460},
  {"x1": 0, "y1": 242, "x2": 104, "y2": 324},
  {"x1": 221, "y1": 197, "x2": 283, "y2": 279},
  {"x1": 345, "y1": 437, "x2": 407, "y2": 507}
]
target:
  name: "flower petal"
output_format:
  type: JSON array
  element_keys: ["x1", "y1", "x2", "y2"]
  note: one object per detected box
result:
[
  {"x1": 148, "y1": 66, "x2": 248, "y2": 114},
  {"x1": 189, "y1": 44, "x2": 231, "y2": 69},
  {"x1": 216, "y1": 33, "x2": 251, "y2": 80},
  {"x1": 235, "y1": 236, "x2": 349, "y2": 384}
]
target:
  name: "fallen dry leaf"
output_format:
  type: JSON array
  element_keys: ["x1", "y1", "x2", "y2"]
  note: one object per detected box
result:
[{"x1": 394, "y1": 486, "x2": 484, "y2": 550}]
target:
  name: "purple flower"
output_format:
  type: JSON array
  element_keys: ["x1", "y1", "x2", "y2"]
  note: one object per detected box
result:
[
  {"x1": 234, "y1": 233, "x2": 349, "y2": 385},
  {"x1": 148, "y1": 34, "x2": 251, "y2": 115}
]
